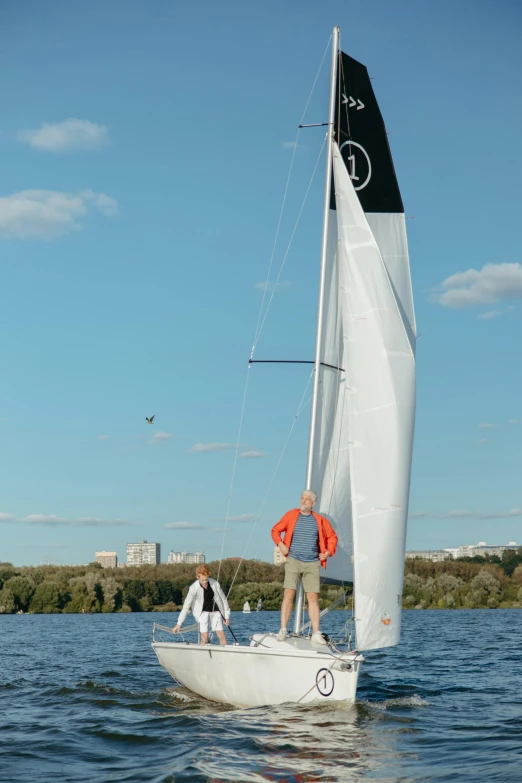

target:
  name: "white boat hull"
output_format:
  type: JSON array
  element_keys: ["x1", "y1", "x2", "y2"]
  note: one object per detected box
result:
[{"x1": 152, "y1": 634, "x2": 362, "y2": 708}]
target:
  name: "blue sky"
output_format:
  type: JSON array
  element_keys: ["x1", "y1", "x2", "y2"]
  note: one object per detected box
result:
[{"x1": 1, "y1": 0, "x2": 521, "y2": 567}]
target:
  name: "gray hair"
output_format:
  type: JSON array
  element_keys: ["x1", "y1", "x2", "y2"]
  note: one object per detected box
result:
[{"x1": 302, "y1": 490, "x2": 317, "y2": 502}]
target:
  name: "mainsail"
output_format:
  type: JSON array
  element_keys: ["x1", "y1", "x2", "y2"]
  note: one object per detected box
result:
[{"x1": 311, "y1": 52, "x2": 416, "y2": 651}]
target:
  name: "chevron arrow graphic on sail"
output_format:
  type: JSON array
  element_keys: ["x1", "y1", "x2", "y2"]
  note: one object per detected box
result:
[{"x1": 342, "y1": 94, "x2": 365, "y2": 110}]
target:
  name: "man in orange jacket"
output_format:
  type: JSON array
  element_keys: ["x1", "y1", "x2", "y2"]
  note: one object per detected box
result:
[{"x1": 271, "y1": 490, "x2": 338, "y2": 645}]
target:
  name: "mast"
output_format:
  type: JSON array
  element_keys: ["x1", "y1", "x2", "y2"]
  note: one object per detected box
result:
[
  {"x1": 293, "y1": 26, "x2": 340, "y2": 635},
  {"x1": 305, "y1": 26, "x2": 339, "y2": 490}
]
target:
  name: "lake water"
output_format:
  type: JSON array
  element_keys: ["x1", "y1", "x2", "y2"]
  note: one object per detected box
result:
[{"x1": 1, "y1": 609, "x2": 521, "y2": 782}]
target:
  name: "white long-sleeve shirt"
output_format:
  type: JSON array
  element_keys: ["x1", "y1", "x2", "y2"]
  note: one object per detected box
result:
[{"x1": 177, "y1": 578, "x2": 231, "y2": 626}]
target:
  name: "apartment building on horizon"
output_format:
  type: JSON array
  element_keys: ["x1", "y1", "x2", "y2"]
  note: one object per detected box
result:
[
  {"x1": 95, "y1": 551, "x2": 118, "y2": 568},
  {"x1": 405, "y1": 540, "x2": 518, "y2": 562},
  {"x1": 126, "y1": 540, "x2": 161, "y2": 566},
  {"x1": 167, "y1": 551, "x2": 205, "y2": 565}
]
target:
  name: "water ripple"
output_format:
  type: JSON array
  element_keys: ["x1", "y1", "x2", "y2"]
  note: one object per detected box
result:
[{"x1": 1, "y1": 609, "x2": 521, "y2": 782}]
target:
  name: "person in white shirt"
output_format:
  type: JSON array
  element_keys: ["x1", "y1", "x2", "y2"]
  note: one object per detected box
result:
[{"x1": 173, "y1": 564, "x2": 231, "y2": 645}]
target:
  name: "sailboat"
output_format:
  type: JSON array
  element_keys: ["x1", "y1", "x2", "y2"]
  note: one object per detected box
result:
[
  {"x1": 256, "y1": 599, "x2": 262, "y2": 612},
  {"x1": 152, "y1": 27, "x2": 416, "y2": 707},
  {"x1": 242, "y1": 601, "x2": 251, "y2": 613}
]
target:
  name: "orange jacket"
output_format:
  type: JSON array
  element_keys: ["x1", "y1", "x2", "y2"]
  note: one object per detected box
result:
[{"x1": 271, "y1": 509, "x2": 338, "y2": 570}]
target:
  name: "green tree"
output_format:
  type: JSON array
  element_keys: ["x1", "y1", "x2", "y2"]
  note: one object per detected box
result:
[
  {"x1": 464, "y1": 570, "x2": 501, "y2": 608},
  {"x1": 29, "y1": 582, "x2": 64, "y2": 613},
  {"x1": 229, "y1": 582, "x2": 284, "y2": 611},
  {"x1": 402, "y1": 573, "x2": 425, "y2": 606},
  {"x1": 123, "y1": 580, "x2": 146, "y2": 611},
  {"x1": 63, "y1": 573, "x2": 103, "y2": 613},
  {"x1": 0, "y1": 565, "x2": 16, "y2": 586},
  {"x1": 101, "y1": 578, "x2": 122, "y2": 613},
  {"x1": 4, "y1": 576, "x2": 35, "y2": 612},
  {"x1": 0, "y1": 587, "x2": 15, "y2": 613}
]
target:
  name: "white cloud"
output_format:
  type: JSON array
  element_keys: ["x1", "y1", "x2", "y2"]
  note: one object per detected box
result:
[
  {"x1": 479, "y1": 423, "x2": 494, "y2": 429},
  {"x1": 149, "y1": 431, "x2": 173, "y2": 445},
  {"x1": 478, "y1": 305, "x2": 515, "y2": 320},
  {"x1": 0, "y1": 188, "x2": 118, "y2": 239},
  {"x1": 24, "y1": 514, "x2": 66, "y2": 525},
  {"x1": 282, "y1": 141, "x2": 303, "y2": 150},
  {"x1": 409, "y1": 511, "x2": 428, "y2": 519},
  {"x1": 432, "y1": 263, "x2": 522, "y2": 308},
  {"x1": 0, "y1": 513, "x2": 145, "y2": 527},
  {"x1": 443, "y1": 509, "x2": 522, "y2": 520},
  {"x1": 225, "y1": 514, "x2": 257, "y2": 523},
  {"x1": 254, "y1": 281, "x2": 292, "y2": 294},
  {"x1": 92, "y1": 192, "x2": 118, "y2": 217},
  {"x1": 239, "y1": 450, "x2": 266, "y2": 459},
  {"x1": 164, "y1": 521, "x2": 204, "y2": 530},
  {"x1": 98, "y1": 434, "x2": 109, "y2": 441},
  {"x1": 18, "y1": 118, "x2": 109, "y2": 152},
  {"x1": 509, "y1": 419, "x2": 519, "y2": 425},
  {"x1": 188, "y1": 442, "x2": 234, "y2": 453},
  {"x1": 74, "y1": 517, "x2": 144, "y2": 527}
]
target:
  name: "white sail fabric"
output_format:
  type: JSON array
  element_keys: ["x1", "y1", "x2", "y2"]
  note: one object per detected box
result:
[
  {"x1": 333, "y1": 142, "x2": 415, "y2": 650},
  {"x1": 313, "y1": 142, "x2": 416, "y2": 651},
  {"x1": 310, "y1": 212, "x2": 354, "y2": 584},
  {"x1": 366, "y1": 213, "x2": 416, "y2": 351}
]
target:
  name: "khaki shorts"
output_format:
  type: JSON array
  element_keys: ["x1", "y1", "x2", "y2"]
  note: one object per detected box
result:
[{"x1": 283, "y1": 556, "x2": 321, "y2": 594}]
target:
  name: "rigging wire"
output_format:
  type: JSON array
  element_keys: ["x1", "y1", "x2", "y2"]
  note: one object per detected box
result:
[
  {"x1": 216, "y1": 364, "x2": 252, "y2": 582},
  {"x1": 217, "y1": 34, "x2": 333, "y2": 580},
  {"x1": 226, "y1": 370, "x2": 314, "y2": 598},
  {"x1": 252, "y1": 133, "x2": 327, "y2": 356},
  {"x1": 252, "y1": 32, "x2": 333, "y2": 357}
]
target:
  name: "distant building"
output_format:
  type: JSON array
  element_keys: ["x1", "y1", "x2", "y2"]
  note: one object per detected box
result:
[
  {"x1": 457, "y1": 541, "x2": 518, "y2": 558},
  {"x1": 95, "y1": 551, "x2": 118, "y2": 569},
  {"x1": 441, "y1": 548, "x2": 460, "y2": 559},
  {"x1": 127, "y1": 540, "x2": 161, "y2": 566},
  {"x1": 405, "y1": 550, "x2": 449, "y2": 563},
  {"x1": 167, "y1": 551, "x2": 205, "y2": 565},
  {"x1": 405, "y1": 541, "x2": 519, "y2": 561},
  {"x1": 274, "y1": 546, "x2": 285, "y2": 566}
]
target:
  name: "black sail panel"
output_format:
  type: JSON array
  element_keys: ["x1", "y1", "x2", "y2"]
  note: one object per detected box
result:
[{"x1": 332, "y1": 52, "x2": 403, "y2": 214}]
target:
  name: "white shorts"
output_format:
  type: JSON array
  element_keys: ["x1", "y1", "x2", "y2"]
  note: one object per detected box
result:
[{"x1": 198, "y1": 611, "x2": 223, "y2": 633}]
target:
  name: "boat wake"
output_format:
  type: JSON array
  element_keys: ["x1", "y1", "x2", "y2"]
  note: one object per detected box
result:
[{"x1": 365, "y1": 693, "x2": 430, "y2": 710}]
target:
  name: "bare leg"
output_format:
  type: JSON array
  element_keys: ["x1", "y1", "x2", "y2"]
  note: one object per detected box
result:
[
  {"x1": 216, "y1": 630, "x2": 227, "y2": 646},
  {"x1": 281, "y1": 588, "x2": 296, "y2": 630},
  {"x1": 200, "y1": 632, "x2": 209, "y2": 645},
  {"x1": 306, "y1": 592, "x2": 320, "y2": 633}
]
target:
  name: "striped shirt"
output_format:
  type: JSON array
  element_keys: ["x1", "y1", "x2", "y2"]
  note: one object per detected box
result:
[{"x1": 288, "y1": 512, "x2": 319, "y2": 562}]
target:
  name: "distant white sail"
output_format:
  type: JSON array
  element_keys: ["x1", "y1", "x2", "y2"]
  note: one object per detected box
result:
[{"x1": 242, "y1": 601, "x2": 251, "y2": 613}]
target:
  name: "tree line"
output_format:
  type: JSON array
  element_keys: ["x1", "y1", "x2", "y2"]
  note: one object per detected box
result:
[
  {"x1": 0, "y1": 558, "x2": 345, "y2": 615},
  {"x1": 402, "y1": 548, "x2": 522, "y2": 609},
  {"x1": 1, "y1": 549, "x2": 522, "y2": 614}
]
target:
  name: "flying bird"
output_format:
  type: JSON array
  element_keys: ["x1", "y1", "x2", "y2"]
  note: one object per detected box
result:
[{"x1": 146, "y1": 415, "x2": 155, "y2": 424}]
